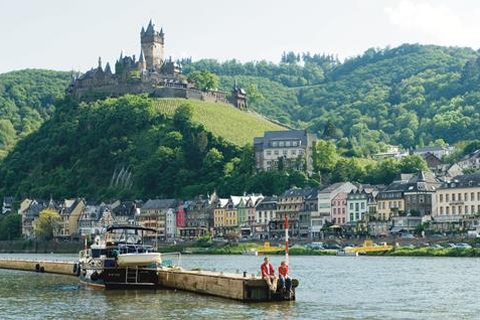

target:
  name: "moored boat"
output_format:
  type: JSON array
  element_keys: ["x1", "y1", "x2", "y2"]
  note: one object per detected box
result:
[{"x1": 78, "y1": 225, "x2": 179, "y2": 289}]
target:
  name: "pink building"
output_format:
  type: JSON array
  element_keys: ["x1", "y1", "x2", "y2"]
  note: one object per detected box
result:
[{"x1": 331, "y1": 192, "x2": 347, "y2": 225}]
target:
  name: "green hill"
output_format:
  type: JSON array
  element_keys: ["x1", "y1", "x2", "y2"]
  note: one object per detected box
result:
[
  {"x1": 0, "y1": 69, "x2": 71, "y2": 157},
  {"x1": 183, "y1": 44, "x2": 480, "y2": 156},
  {"x1": 0, "y1": 95, "x2": 296, "y2": 200},
  {"x1": 151, "y1": 98, "x2": 286, "y2": 146}
]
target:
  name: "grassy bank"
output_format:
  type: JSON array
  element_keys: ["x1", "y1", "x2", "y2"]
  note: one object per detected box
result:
[{"x1": 378, "y1": 247, "x2": 480, "y2": 257}]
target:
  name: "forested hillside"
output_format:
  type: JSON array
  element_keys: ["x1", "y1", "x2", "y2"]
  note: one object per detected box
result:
[
  {"x1": 183, "y1": 44, "x2": 480, "y2": 156},
  {"x1": 0, "y1": 69, "x2": 71, "y2": 157},
  {"x1": 0, "y1": 95, "x2": 307, "y2": 200},
  {"x1": 2, "y1": 44, "x2": 480, "y2": 200}
]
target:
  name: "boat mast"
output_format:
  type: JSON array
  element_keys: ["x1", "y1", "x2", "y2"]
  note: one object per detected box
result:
[{"x1": 284, "y1": 215, "x2": 289, "y2": 264}]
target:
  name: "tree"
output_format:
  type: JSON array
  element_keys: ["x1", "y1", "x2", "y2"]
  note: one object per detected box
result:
[
  {"x1": 399, "y1": 155, "x2": 428, "y2": 173},
  {"x1": 314, "y1": 140, "x2": 338, "y2": 173},
  {"x1": 173, "y1": 103, "x2": 194, "y2": 128},
  {"x1": 34, "y1": 209, "x2": 62, "y2": 240},
  {"x1": 202, "y1": 148, "x2": 224, "y2": 180},
  {"x1": 0, "y1": 213, "x2": 22, "y2": 240},
  {"x1": 187, "y1": 70, "x2": 219, "y2": 91}
]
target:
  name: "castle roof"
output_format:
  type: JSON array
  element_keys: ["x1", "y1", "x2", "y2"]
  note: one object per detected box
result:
[{"x1": 143, "y1": 19, "x2": 163, "y2": 37}]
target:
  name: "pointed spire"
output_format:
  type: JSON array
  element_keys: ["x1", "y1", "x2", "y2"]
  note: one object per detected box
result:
[
  {"x1": 98, "y1": 56, "x2": 102, "y2": 70},
  {"x1": 141, "y1": 26, "x2": 145, "y2": 35},
  {"x1": 119, "y1": 51, "x2": 123, "y2": 60},
  {"x1": 105, "y1": 62, "x2": 112, "y2": 74},
  {"x1": 146, "y1": 19, "x2": 155, "y2": 34},
  {"x1": 139, "y1": 49, "x2": 145, "y2": 62}
]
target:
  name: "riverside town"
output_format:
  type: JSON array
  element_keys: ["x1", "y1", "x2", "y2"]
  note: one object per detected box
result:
[{"x1": 6, "y1": 3, "x2": 480, "y2": 318}]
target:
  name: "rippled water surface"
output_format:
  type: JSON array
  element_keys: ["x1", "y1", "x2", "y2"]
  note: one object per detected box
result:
[{"x1": 1, "y1": 254, "x2": 480, "y2": 319}]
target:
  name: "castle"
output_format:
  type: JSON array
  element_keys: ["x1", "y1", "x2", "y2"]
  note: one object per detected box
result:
[{"x1": 67, "y1": 20, "x2": 246, "y2": 109}]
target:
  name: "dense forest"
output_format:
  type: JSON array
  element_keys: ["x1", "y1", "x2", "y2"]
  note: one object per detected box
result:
[
  {"x1": 0, "y1": 95, "x2": 319, "y2": 199},
  {"x1": 183, "y1": 44, "x2": 480, "y2": 156},
  {"x1": 0, "y1": 69, "x2": 71, "y2": 157},
  {"x1": 1, "y1": 44, "x2": 480, "y2": 199}
]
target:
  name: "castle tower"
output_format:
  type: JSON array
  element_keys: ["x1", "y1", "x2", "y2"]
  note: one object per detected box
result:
[
  {"x1": 138, "y1": 49, "x2": 146, "y2": 72},
  {"x1": 140, "y1": 20, "x2": 164, "y2": 71}
]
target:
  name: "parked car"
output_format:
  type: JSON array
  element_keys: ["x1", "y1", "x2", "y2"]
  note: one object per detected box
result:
[
  {"x1": 430, "y1": 244, "x2": 443, "y2": 249},
  {"x1": 443, "y1": 243, "x2": 456, "y2": 248},
  {"x1": 455, "y1": 243, "x2": 472, "y2": 249},
  {"x1": 306, "y1": 242, "x2": 324, "y2": 250},
  {"x1": 212, "y1": 237, "x2": 228, "y2": 244},
  {"x1": 323, "y1": 243, "x2": 342, "y2": 250}
]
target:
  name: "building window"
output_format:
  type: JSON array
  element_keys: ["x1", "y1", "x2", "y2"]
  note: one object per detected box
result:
[
  {"x1": 292, "y1": 141, "x2": 298, "y2": 147},
  {"x1": 279, "y1": 141, "x2": 284, "y2": 147},
  {"x1": 266, "y1": 150, "x2": 271, "y2": 156},
  {"x1": 440, "y1": 207, "x2": 443, "y2": 215},
  {"x1": 439, "y1": 194, "x2": 443, "y2": 202},
  {"x1": 452, "y1": 194, "x2": 456, "y2": 202},
  {"x1": 446, "y1": 194, "x2": 449, "y2": 202},
  {"x1": 274, "y1": 150, "x2": 279, "y2": 155},
  {"x1": 291, "y1": 150, "x2": 297, "y2": 155},
  {"x1": 272, "y1": 142, "x2": 278, "y2": 147}
]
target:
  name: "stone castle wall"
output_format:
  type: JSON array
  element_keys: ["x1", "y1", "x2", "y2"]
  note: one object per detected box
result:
[{"x1": 72, "y1": 83, "x2": 229, "y2": 104}]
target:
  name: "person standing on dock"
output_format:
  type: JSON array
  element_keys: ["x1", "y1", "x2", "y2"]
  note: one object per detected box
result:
[
  {"x1": 278, "y1": 260, "x2": 292, "y2": 294},
  {"x1": 261, "y1": 257, "x2": 277, "y2": 292}
]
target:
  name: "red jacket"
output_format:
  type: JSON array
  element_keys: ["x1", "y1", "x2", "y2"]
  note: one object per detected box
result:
[
  {"x1": 261, "y1": 262, "x2": 275, "y2": 277},
  {"x1": 278, "y1": 265, "x2": 289, "y2": 278}
]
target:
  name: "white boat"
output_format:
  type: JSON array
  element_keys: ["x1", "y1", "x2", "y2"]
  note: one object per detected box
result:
[
  {"x1": 242, "y1": 248, "x2": 258, "y2": 256},
  {"x1": 77, "y1": 225, "x2": 180, "y2": 289},
  {"x1": 117, "y1": 252, "x2": 162, "y2": 267}
]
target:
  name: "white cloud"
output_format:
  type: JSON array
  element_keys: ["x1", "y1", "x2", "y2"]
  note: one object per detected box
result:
[{"x1": 385, "y1": 0, "x2": 480, "y2": 47}]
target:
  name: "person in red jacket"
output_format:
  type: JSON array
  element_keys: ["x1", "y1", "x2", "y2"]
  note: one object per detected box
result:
[
  {"x1": 261, "y1": 257, "x2": 277, "y2": 292},
  {"x1": 278, "y1": 260, "x2": 292, "y2": 293}
]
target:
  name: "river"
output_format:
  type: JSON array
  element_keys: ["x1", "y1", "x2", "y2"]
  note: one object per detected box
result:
[{"x1": 1, "y1": 253, "x2": 479, "y2": 319}]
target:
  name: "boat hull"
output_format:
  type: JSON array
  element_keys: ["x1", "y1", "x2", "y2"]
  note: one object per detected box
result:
[{"x1": 79, "y1": 267, "x2": 160, "y2": 289}]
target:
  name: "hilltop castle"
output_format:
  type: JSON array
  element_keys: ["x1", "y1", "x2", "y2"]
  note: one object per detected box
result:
[{"x1": 67, "y1": 20, "x2": 246, "y2": 109}]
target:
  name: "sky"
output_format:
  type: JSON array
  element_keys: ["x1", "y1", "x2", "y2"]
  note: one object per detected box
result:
[{"x1": 2, "y1": 0, "x2": 480, "y2": 74}]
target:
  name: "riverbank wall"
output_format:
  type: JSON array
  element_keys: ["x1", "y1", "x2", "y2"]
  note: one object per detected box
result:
[{"x1": 0, "y1": 258, "x2": 76, "y2": 275}]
